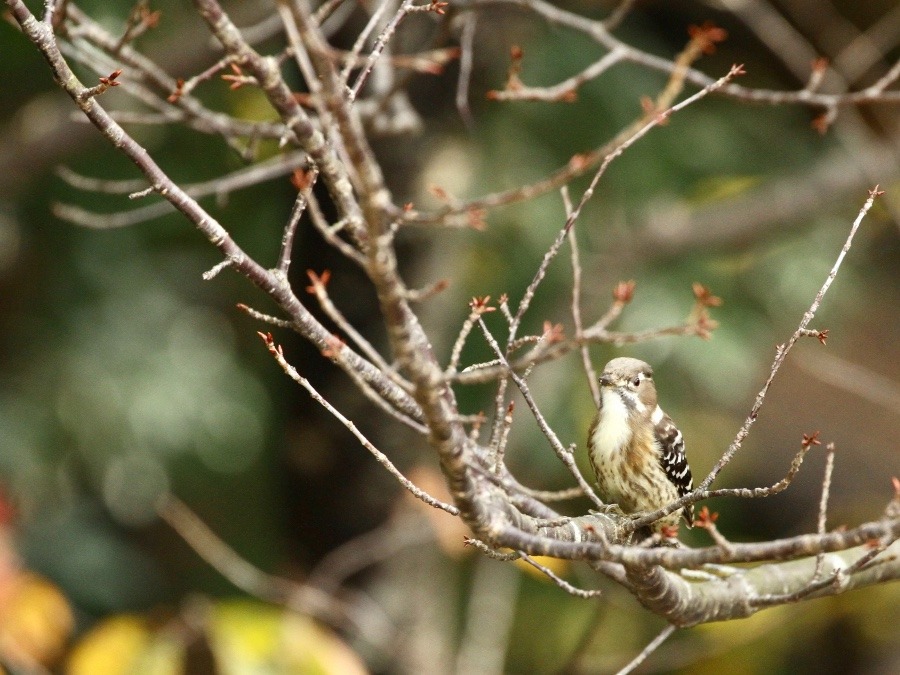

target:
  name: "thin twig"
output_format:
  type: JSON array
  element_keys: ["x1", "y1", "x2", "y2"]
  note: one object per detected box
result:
[
  {"x1": 812, "y1": 443, "x2": 838, "y2": 578},
  {"x1": 469, "y1": 0, "x2": 900, "y2": 107},
  {"x1": 54, "y1": 150, "x2": 310, "y2": 228},
  {"x1": 750, "y1": 540, "x2": 894, "y2": 608},
  {"x1": 455, "y1": 556, "x2": 520, "y2": 675},
  {"x1": 697, "y1": 509, "x2": 734, "y2": 552},
  {"x1": 698, "y1": 186, "x2": 882, "y2": 492},
  {"x1": 236, "y1": 303, "x2": 293, "y2": 328},
  {"x1": 278, "y1": 168, "x2": 319, "y2": 275},
  {"x1": 186, "y1": 55, "x2": 239, "y2": 97},
  {"x1": 347, "y1": 0, "x2": 416, "y2": 102},
  {"x1": 493, "y1": 401, "x2": 515, "y2": 473},
  {"x1": 305, "y1": 269, "x2": 396, "y2": 376},
  {"x1": 465, "y1": 537, "x2": 522, "y2": 561},
  {"x1": 313, "y1": 0, "x2": 349, "y2": 25},
  {"x1": 306, "y1": 191, "x2": 368, "y2": 267},
  {"x1": 456, "y1": 12, "x2": 477, "y2": 127},
  {"x1": 508, "y1": 64, "x2": 743, "y2": 351},
  {"x1": 514, "y1": 485, "x2": 585, "y2": 502},
  {"x1": 337, "y1": 351, "x2": 430, "y2": 433},
  {"x1": 452, "y1": 317, "x2": 709, "y2": 386},
  {"x1": 404, "y1": 278, "x2": 449, "y2": 302},
  {"x1": 863, "y1": 58, "x2": 900, "y2": 95},
  {"x1": 628, "y1": 436, "x2": 815, "y2": 532},
  {"x1": 258, "y1": 332, "x2": 455, "y2": 512},
  {"x1": 519, "y1": 553, "x2": 602, "y2": 598},
  {"x1": 407, "y1": 54, "x2": 744, "y2": 226},
  {"x1": 477, "y1": 317, "x2": 605, "y2": 509},
  {"x1": 614, "y1": 624, "x2": 677, "y2": 675},
  {"x1": 603, "y1": 0, "x2": 637, "y2": 29},
  {"x1": 156, "y1": 493, "x2": 393, "y2": 644},
  {"x1": 487, "y1": 49, "x2": 624, "y2": 102},
  {"x1": 446, "y1": 303, "x2": 484, "y2": 376},
  {"x1": 564, "y1": 186, "x2": 600, "y2": 407},
  {"x1": 340, "y1": 0, "x2": 395, "y2": 85},
  {"x1": 202, "y1": 257, "x2": 234, "y2": 281}
]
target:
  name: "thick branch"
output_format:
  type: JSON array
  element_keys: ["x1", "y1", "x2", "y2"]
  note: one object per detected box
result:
[{"x1": 625, "y1": 540, "x2": 900, "y2": 626}]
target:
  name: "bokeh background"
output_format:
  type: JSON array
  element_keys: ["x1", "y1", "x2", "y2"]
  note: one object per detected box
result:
[{"x1": 1, "y1": 0, "x2": 899, "y2": 672}]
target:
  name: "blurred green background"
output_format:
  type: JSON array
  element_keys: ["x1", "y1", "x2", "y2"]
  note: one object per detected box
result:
[{"x1": 1, "y1": 0, "x2": 899, "y2": 672}]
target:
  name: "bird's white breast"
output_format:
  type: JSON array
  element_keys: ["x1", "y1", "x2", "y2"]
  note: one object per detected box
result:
[{"x1": 591, "y1": 388, "x2": 633, "y2": 459}]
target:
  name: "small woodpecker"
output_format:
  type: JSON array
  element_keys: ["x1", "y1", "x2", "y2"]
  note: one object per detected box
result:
[{"x1": 587, "y1": 357, "x2": 694, "y2": 533}]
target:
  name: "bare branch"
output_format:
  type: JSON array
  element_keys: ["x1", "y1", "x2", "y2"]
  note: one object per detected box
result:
[
  {"x1": 565, "y1": 188, "x2": 600, "y2": 408},
  {"x1": 518, "y1": 553, "x2": 602, "y2": 598},
  {"x1": 795, "y1": 350, "x2": 900, "y2": 416},
  {"x1": 627, "y1": 437, "x2": 815, "y2": 533},
  {"x1": 465, "y1": 538, "x2": 522, "y2": 561},
  {"x1": 305, "y1": 269, "x2": 398, "y2": 378},
  {"x1": 347, "y1": 0, "x2": 417, "y2": 103},
  {"x1": 278, "y1": 168, "x2": 319, "y2": 276},
  {"x1": 307, "y1": 513, "x2": 435, "y2": 593},
  {"x1": 9, "y1": 0, "x2": 899, "y2": 644},
  {"x1": 455, "y1": 557, "x2": 520, "y2": 675},
  {"x1": 614, "y1": 624, "x2": 677, "y2": 675},
  {"x1": 698, "y1": 186, "x2": 882, "y2": 492},
  {"x1": 455, "y1": 12, "x2": 477, "y2": 127},
  {"x1": 156, "y1": 493, "x2": 393, "y2": 644},
  {"x1": 470, "y1": 0, "x2": 900, "y2": 108},
  {"x1": 476, "y1": 317, "x2": 605, "y2": 509},
  {"x1": 508, "y1": 64, "x2": 744, "y2": 343},
  {"x1": 236, "y1": 303, "x2": 293, "y2": 329},
  {"x1": 445, "y1": 302, "x2": 486, "y2": 377},
  {"x1": 259, "y1": 332, "x2": 454, "y2": 512}
]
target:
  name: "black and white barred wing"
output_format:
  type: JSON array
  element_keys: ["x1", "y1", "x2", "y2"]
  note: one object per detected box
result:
[{"x1": 653, "y1": 410, "x2": 694, "y2": 526}]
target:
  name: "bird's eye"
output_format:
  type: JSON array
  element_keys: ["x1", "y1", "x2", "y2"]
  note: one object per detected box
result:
[{"x1": 632, "y1": 375, "x2": 642, "y2": 387}]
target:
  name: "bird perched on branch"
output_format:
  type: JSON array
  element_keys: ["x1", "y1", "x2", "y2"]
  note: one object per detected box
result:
[{"x1": 587, "y1": 357, "x2": 694, "y2": 534}]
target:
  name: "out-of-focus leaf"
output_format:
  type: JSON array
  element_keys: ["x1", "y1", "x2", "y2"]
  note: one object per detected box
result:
[
  {"x1": 279, "y1": 612, "x2": 369, "y2": 675},
  {"x1": 67, "y1": 615, "x2": 149, "y2": 675},
  {"x1": 208, "y1": 599, "x2": 367, "y2": 675},
  {"x1": 66, "y1": 614, "x2": 182, "y2": 675},
  {"x1": 0, "y1": 572, "x2": 74, "y2": 669}
]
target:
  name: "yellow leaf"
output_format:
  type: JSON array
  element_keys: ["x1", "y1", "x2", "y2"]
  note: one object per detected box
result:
[
  {"x1": 0, "y1": 573, "x2": 73, "y2": 669},
  {"x1": 208, "y1": 599, "x2": 367, "y2": 674},
  {"x1": 66, "y1": 615, "x2": 149, "y2": 675},
  {"x1": 208, "y1": 599, "x2": 281, "y2": 668}
]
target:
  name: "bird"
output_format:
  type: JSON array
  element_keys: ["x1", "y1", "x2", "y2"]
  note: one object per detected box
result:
[{"x1": 587, "y1": 357, "x2": 694, "y2": 533}]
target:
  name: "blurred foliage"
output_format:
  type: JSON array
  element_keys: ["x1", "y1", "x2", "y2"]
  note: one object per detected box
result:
[{"x1": 1, "y1": 0, "x2": 899, "y2": 673}]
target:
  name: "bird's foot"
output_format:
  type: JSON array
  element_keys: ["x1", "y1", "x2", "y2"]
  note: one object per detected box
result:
[{"x1": 588, "y1": 503, "x2": 626, "y2": 518}]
